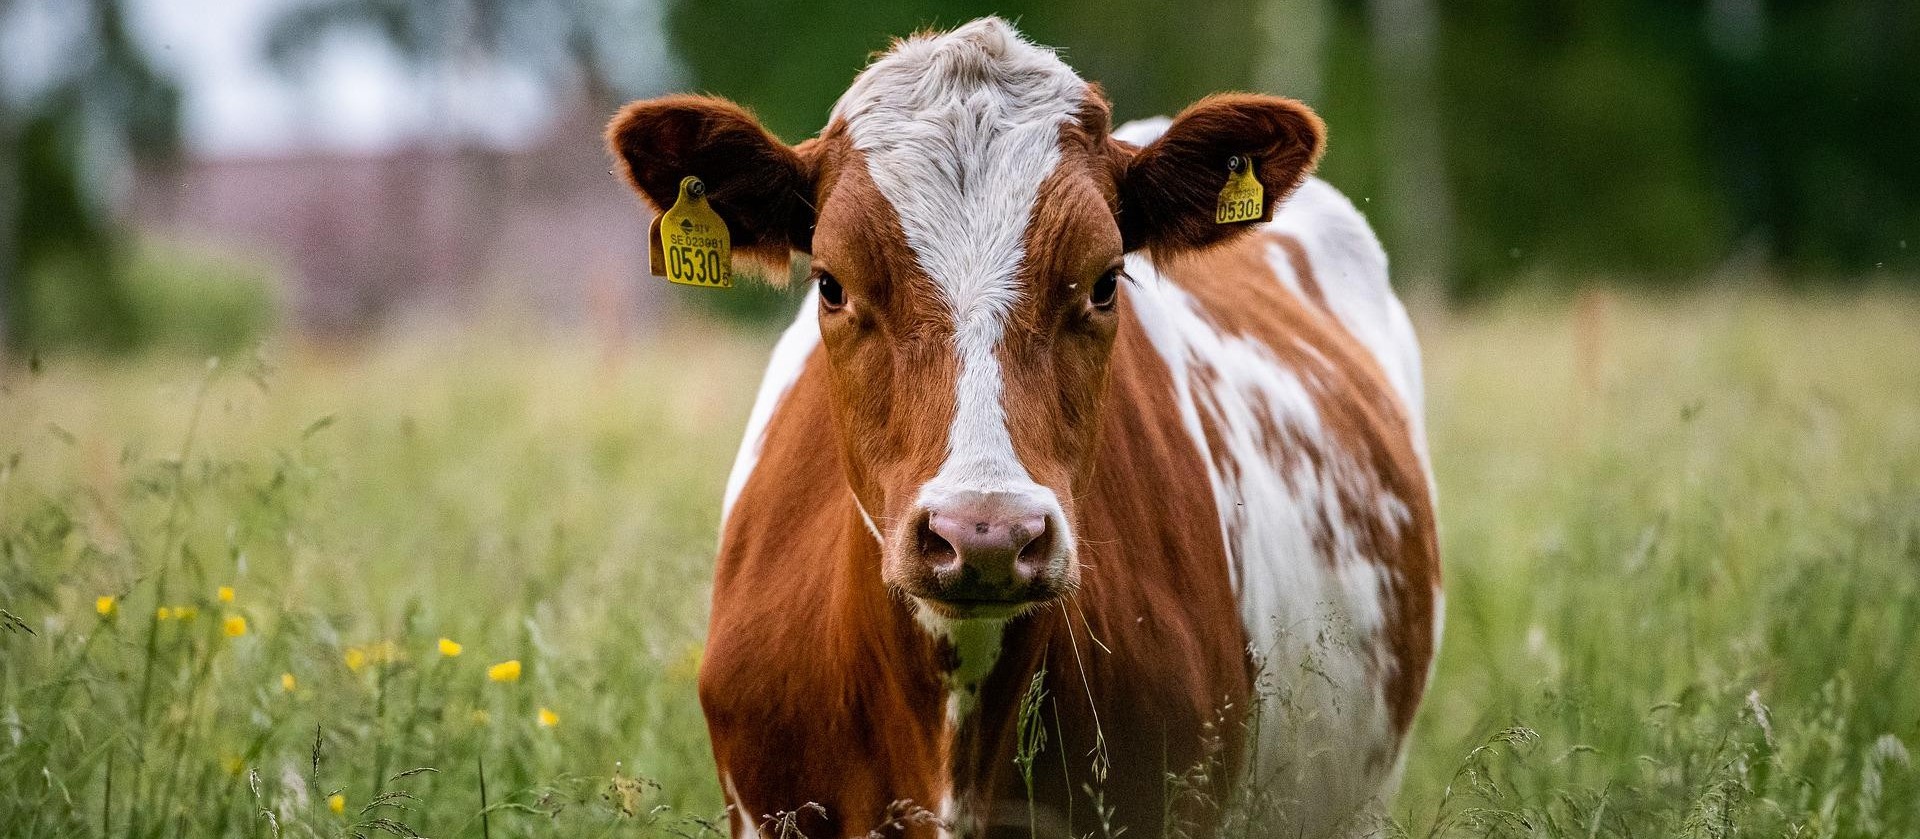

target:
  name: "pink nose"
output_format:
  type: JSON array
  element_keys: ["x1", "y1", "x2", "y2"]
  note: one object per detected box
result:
[{"x1": 915, "y1": 492, "x2": 1054, "y2": 604}]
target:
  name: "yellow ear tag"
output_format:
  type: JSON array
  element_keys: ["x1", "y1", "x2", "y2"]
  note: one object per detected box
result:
[
  {"x1": 1214, "y1": 155, "x2": 1264, "y2": 224},
  {"x1": 652, "y1": 176, "x2": 732, "y2": 288}
]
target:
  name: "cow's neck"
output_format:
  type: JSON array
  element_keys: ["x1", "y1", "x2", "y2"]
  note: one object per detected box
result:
[
  {"x1": 837, "y1": 506, "x2": 1046, "y2": 837},
  {"x1": 920, "y1": 614, "x2": 1006, "y2": 833}
]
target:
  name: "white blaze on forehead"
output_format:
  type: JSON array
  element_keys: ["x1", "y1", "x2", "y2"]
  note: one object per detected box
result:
[{"x1": 833, "y1": 17, "x2": 1086, "y2": 499}]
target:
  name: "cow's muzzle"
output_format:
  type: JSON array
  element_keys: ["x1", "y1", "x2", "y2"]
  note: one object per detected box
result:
[{"x1": 896, "y1": 488, "x2": 1071, "y2": 619}]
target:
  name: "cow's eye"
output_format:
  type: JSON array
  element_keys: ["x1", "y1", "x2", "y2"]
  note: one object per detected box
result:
[
  {"x1": 1090, "y1": 267, "x2": 1122, "y2": 311},
  {"x1": 817, "y1": 271, "x2": 846, "y2": 310}
]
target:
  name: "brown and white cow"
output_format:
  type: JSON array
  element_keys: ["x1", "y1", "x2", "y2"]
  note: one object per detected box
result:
[{"x1": 607, "y1": 18, "x2": 1440, "y2": 839}]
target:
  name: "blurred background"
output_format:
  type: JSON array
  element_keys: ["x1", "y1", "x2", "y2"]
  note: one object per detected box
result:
[{"x1": 2, "y1": 0, "x2": 1916, "y2": 355}]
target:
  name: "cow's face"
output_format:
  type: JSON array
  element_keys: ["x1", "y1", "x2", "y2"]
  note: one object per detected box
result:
[{"x1": 610, "y1": 19, "x2": 1322, "y2": 625}]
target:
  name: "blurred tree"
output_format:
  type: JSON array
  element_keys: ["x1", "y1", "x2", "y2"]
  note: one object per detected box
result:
[
  {"x1": 1321, "y1": 0, "x2": 1918, "y2": 297},
  {"x1": 0, "y1": 0, "x2": 181, "y2": 353},
  {"x1": 1701, "y1": 0, "x2": 1920, "y2": 279},
  {"x1": 1413, "y1": 0, "x2": 1731, "y2": 298},
  {"x1": 1361, "y1": 0, "x2": 1455, "y2": 289}
]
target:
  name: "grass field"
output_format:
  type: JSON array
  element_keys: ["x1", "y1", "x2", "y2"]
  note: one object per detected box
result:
[{"x1": 2, "y1": 290, "x2": 1917, "y2": 838}]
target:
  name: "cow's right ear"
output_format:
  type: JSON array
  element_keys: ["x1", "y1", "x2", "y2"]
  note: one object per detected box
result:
[{"x1": 606, "y1": 95, "x2": 818, "y2": 272}]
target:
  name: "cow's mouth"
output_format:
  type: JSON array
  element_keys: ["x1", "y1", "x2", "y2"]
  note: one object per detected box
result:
[{"x1": 913, "y1": 592, "x2": 1054, "y2": 622}]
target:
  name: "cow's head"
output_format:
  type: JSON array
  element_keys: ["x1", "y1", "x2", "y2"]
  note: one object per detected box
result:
[{"x1": 609, "y1": 18, "x2": 1323, "y2": 624}]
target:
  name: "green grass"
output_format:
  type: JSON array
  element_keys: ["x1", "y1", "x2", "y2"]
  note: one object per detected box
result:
[{"x1": 2, "y1": 290, "x2": 1917, "y2": 837}]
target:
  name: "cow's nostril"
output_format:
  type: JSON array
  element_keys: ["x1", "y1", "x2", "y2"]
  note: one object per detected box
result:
[
  {"x1": 1015, "y1": 519, "x2": 1051, "y2": 568},
  {"x1": 917, "y1": 515, "x2": 957, "y2": 567}
]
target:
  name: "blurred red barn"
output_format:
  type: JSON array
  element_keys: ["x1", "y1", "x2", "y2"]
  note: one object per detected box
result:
[{"x1": 129, "y1": 107, "x2": 666, "y2": 337}]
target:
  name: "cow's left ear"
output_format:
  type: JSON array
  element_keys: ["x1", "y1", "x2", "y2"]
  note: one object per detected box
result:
[
  {"x1": 606, "y1": 94, "x2": 820, "y2": 276},
  {"x1": 1114, "y1": 94, "x2": 1325, "y2": 255}
]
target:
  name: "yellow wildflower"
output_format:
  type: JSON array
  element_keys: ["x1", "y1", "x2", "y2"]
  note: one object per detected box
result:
[
  {"x1": 343, "y1": 647, "x2": 367, "y2": 672},
  {"x1": 280, "y1": 672, "x2": 297, "y2": 692},
  {"x1": 487, "y1": 660, "x2": 521, "y2": 682},
  {"x1": 223, "y1": 755, "x2": 246, "y2": 776},
  {"x1": 437, "y1": 637, "x2": 463, "y2": 657},
  {"x1": 222, "y1": 615, "x2": 248, "y2": 637},
  {"x1": 470, "y1": 709, "x2": 490, "y2": 726},
  {"x1": 95, "y1": 596, "x2": 116, "y2": 617},
  {"x1": 174, "y1": 605, "x2": 198, "y2": 621},
  {"x1": 217, "y1": 585, "x2": 235, "y2": 603},
  {"x1": 537, "y1": 707, "x2": 559, "y2": 728},
  {"x1": 327, "y1": 793, "x2": 346, "y2": 815},
  {"x1": 155, "y1": 606, "x2": 172, "y2": 621}
]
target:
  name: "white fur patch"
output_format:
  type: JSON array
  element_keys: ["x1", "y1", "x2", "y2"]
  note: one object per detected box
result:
[
  {"x1": 721, "y1": 286, "x2": 822, "y2": 526},
  {"x1": 834, "y1": 17, "x2": 1084, "y2": 554},
  {"x1": 1112, "y1": 116, "x2": 1171, "y2": 146},
  {"x1": 854, "y1": 499, "x2": 885, "y2": 548},
  {"x1": 935, "y1": 617, "x2": 1008, "y2": 726},
  {"x1": 937, "y1": 792, "x2": 964, "y2": 839}
]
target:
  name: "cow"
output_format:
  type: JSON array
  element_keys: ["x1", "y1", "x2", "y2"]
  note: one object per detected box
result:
[{"x1": 606, "y1": 17, "x2": 1440, "y2": 839}]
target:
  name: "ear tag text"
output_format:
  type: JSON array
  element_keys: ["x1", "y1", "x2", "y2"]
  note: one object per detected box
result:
[
  {"x1": 651, "y1": 176, "x2": 732, "y2": 288},
  {"x1": 1214, "y1": 155, "x2": 1265, "y2": 224}
]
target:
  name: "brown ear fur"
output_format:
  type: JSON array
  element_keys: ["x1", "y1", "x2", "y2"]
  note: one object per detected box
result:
[
  {"x1": 1116, "y1": 94, "x2": 1326, "y2": 255},
  {"x1": 605, "y1": 95, "x2": 817, "y2": 275}
]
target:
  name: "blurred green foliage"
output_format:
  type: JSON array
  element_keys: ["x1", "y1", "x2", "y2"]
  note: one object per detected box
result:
[
  {"x1": 17, "y1": 239, "x2": 275, "y2": 355},
  {"x1": 122, "y1": 242, "x2": 278, "y2": 352},
  {"x1": 0, "y1": 0, "x2": 183, "y2": 353}
]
